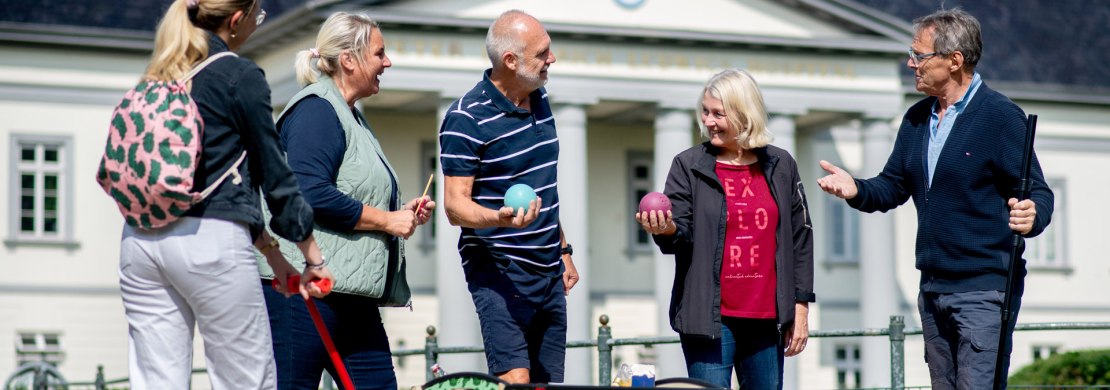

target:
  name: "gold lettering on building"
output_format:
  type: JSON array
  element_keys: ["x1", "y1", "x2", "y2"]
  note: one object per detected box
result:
[
  {"x1": 674, "y1": 55, "x2": 690, "y2": 69},
  {"x1": 596, "y1": 51, "x2": 612, "y2": 65},
  {"x1": 748, "y1": 59, "x2": 764, "y2": 73},
  {"x1": 392, "y1": 35, "x2": 857, "y2": 79},
  {"x1": 570, "y1": 49, "x2": 587, "y2": 63},
  {"x1": 695, "y1": 56, "x2": 710, "y2": 70}
]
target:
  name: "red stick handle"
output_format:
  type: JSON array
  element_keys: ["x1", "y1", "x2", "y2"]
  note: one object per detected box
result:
[
  {"x1": 272, "y1": 275, "x2": 333, "y2": 295},
  {"x1": 273, "y1": 276, "x2": 354, "y2": 389},
  {"x1": 304, "y1": 297, "x2": 355, "y2": 390}
]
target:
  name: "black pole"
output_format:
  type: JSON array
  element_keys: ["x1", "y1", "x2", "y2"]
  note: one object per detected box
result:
[{"x1": 993, "y1": 114, "x2": 1037, "y2": 390}]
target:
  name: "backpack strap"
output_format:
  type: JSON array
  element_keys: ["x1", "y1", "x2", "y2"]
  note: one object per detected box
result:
[
  {"x1": 198, "y1": 150, "x2": 248, "y2": 200},
  {"x1": 183, "y1": 51, "x2": 244, "y2": 202},
  {"x1": 182, "y1": 51, "x2": 239, "y2": 82}
]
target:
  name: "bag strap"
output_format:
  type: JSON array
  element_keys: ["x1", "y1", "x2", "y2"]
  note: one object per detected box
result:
[
  {"x1": 182, "y1": 51, "x2": 239, "y2": 82},
  {"x1": 198, "y1": 150, "x2": 248, "y2": 200},
  {"x1": 183, "y1": 51, "x2": 243, "y2": 202}
]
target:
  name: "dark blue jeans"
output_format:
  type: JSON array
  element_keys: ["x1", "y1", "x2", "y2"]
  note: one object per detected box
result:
[
  {"x1": 919, "y1": 285, "x2": 1023, "y2": 390},
  {"x1": 263, "y1": 281, "x2": 396, "y2": 390},
  {"x1": 680, "y1": 317, "x2": 783, "y2": 389}
]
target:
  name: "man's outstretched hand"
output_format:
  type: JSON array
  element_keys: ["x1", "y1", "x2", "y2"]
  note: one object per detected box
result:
[{"x1": 816, "y1": 160, "x2": 858, "y2": 199}]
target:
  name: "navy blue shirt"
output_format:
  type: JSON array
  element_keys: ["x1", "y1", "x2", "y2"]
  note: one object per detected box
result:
[
  {"x1": 847, "y1": 83, "x2": 1053, "y2": 293},
  {"x1": 439, "y1": 70, "x2": 563, "y2": 276},
  {"x1": 278, "y1": 96, "x2": 363, "y2": 231},
  {"x1": 279, "y1": 94, "x2": 402, "y2": 282}
]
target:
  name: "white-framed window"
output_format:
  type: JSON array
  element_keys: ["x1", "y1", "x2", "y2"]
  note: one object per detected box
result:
[
  {"x1": 826, "y1": 196, "x2": 859, "y2": 264},
  {"x1": 16, "y1": 331, "x2": 64, "y2": 365},
  {"x1": 418, "y1": 141, "x2": 437, "y2": 253},
  {"x1": 834, "y1": 343, "x2": 861, "y2": 389},
  {"x1": 627, "y1": 151, "x2": 654, "y2": 253},
  {"x1": 8, "y1": 135, "x2": 75, "y2": 246},
  {"x1": 1025, "y1": 177, "x2": 1066, "y2": 269},
  {"x1": 1032, "y1": 344, "x2": 1060, "y2": 361}
]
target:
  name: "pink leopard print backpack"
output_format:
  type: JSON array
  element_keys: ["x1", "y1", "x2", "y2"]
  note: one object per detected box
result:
[{"x1": 97, "y1": 52, "x2": 246, "y2": 230}]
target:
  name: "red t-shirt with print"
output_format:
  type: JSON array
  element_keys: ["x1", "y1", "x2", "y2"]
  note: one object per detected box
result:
[{"x1": 716, "y1": 161, "x2": 779, "y2": 319}]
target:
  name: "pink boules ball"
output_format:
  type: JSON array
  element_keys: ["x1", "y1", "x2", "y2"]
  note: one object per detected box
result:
[{"x1": 639, "y1": 191, "x2": 671, "y2": 214}]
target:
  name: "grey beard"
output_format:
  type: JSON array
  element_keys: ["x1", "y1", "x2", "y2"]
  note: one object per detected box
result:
[{"x1": 520, "y1": 72, "x2": 546, "y2": 91}]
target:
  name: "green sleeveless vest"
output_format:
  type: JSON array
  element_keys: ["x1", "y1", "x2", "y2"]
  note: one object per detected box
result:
[{"x1": 258, "y1": 76, "x2": 410, "y2": 306}]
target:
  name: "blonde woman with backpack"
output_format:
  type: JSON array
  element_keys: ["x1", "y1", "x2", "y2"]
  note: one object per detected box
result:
[{"x1": 114, "y1": 0, "x2": 334, "y2": 388}]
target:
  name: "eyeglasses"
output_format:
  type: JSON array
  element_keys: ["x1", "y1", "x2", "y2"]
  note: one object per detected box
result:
[
  {"x1": 256, "y1": 8, "x2": 266, "y2": 25},
  {"x1": 907, "y1": 49, "x2": 940, "y2": 67}
]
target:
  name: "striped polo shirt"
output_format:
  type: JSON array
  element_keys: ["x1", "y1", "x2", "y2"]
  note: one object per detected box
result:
[{"x1": 439, "y1": 70, "x2": 562, "y2": 275}]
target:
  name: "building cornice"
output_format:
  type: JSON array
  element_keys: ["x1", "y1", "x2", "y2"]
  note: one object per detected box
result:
[
  {"x1": 0, "y1": 0, "x2": 914, "y2": 58},
  {"x1": 361, "y1": 11, "x2": 907, "y2": 55},
  {"x1": 241, "y1": 0, "x2": 910, "y2": 57},
  {"x1": 797, "y1": 0, "x2": 914, "y2": 42},
  {"x1": 240, "y1": 0, "x2": 392, "y2": 55},
  {"x1": 2, "y1": 0, "x2": 1105, "y2": 108},
  {"x1": 0, "y1": 22, "x2": 153, "y2": 53}
]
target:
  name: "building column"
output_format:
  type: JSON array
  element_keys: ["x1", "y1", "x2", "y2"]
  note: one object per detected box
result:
[
  {"x1": 435, "y1": 98, "x2": 485, "y2": 373},
  {"x1": 653, "y1": 108, "x2": 694, "y2": 379},
  {"x1": 768, "y1": 113, "x2": 797, "y2": 156},
  {"x1": 768, "y1": 113, "x2": 800, "y2": 390},
  {"x1": 859, "y1": 117, "x2": 898, "y2": 388},
  {"x1": 554, "y1": 103, "x2": 591, "y2": 384}
]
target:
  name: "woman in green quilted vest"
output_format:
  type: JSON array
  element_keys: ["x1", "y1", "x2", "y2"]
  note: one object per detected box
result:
[{"x1": 258, "y1": 12, "x2": 434, "y2": 389}]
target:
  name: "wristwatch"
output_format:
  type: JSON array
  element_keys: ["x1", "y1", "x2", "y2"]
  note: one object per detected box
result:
[{"x1": 560, "y1": 244, "x2": 573, "y2": 256}]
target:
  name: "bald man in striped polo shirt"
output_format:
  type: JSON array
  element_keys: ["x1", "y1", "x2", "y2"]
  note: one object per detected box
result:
[{"x1": 438, "y1": 9, "x2": 580, "y2": 385}]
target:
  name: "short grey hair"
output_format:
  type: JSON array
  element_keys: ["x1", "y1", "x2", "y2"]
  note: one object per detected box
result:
[
  {"x1": 485, "y1": 10, "x2": 531, "y2": 68},
  {"x1": 913, "y1": 8, "x2": 982, "y2": 70}
]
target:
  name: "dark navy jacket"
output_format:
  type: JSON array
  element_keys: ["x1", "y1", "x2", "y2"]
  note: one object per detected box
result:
[
  {"x1": 654, "y1": 143, "x2": 815, "y2": 338},
  {"x1": 183, "y1": 35, "x2": 314, "y2": 242},
  {"x1": 847, "y1": 83, "x2": 1054, "y2": 293}
]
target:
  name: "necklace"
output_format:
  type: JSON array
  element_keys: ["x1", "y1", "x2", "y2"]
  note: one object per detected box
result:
[{"x1": 717, "y1": 150, "x2": 754, "y2": 165}]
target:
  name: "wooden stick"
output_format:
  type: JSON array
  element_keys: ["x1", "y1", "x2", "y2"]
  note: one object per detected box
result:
[{"x1": 415, "y1": 173, "x2": 434, "y2": 214}]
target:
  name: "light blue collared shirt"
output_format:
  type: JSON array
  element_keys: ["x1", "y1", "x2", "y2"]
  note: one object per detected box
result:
[{"x1": 927, "y1": 72, "x2": 982, "y2": 186}]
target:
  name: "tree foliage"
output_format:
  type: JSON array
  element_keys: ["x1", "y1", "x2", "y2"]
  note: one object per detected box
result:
[{"x1": 1009, "y1": 349, "x2": 1110, "y2": 386}]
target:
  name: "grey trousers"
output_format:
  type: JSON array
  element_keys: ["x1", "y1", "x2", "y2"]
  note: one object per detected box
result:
[
  {"x1": 119, "y1": 217, "x2": 277, "y2": 389},
  {"x1": 918, "y1": 287, "x2": 1023, "y2": 390}
]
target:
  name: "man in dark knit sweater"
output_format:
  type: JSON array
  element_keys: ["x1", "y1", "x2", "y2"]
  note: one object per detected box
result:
[{"x1": 816, "y1": 8, "x2": 1053, "y2": 390}]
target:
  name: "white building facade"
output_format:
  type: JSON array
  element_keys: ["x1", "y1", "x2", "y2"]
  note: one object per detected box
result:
[{"x1": 2, "y1": 0, "x2": 1107, "y2": 388}]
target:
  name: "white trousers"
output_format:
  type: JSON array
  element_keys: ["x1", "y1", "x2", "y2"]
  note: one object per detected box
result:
[{"x1": 119, "y1": 217, "x2": 276, "y2": 390}]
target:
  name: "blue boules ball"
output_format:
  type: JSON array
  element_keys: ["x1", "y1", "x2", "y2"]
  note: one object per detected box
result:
[{"x1": 504, "y1": 184, "x2": 537, "y2": 213}]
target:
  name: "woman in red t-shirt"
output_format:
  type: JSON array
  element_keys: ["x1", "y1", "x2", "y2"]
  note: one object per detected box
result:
[{"x1": 636, "y1": 69, "x2": 815, "y2": 389}]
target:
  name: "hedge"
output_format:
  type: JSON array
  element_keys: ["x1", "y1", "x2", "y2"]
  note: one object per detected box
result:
[{"x1": 1009, "y1": 349, "x2": 1110, "y2": 386}]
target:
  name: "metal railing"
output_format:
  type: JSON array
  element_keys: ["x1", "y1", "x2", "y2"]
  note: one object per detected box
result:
[
  {"x1": 10, "y1": 316, "x2": 1110, "y2": 389},
  {"x1": 393, "y1": 315, "x2": 1110, "y2": 389}
]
